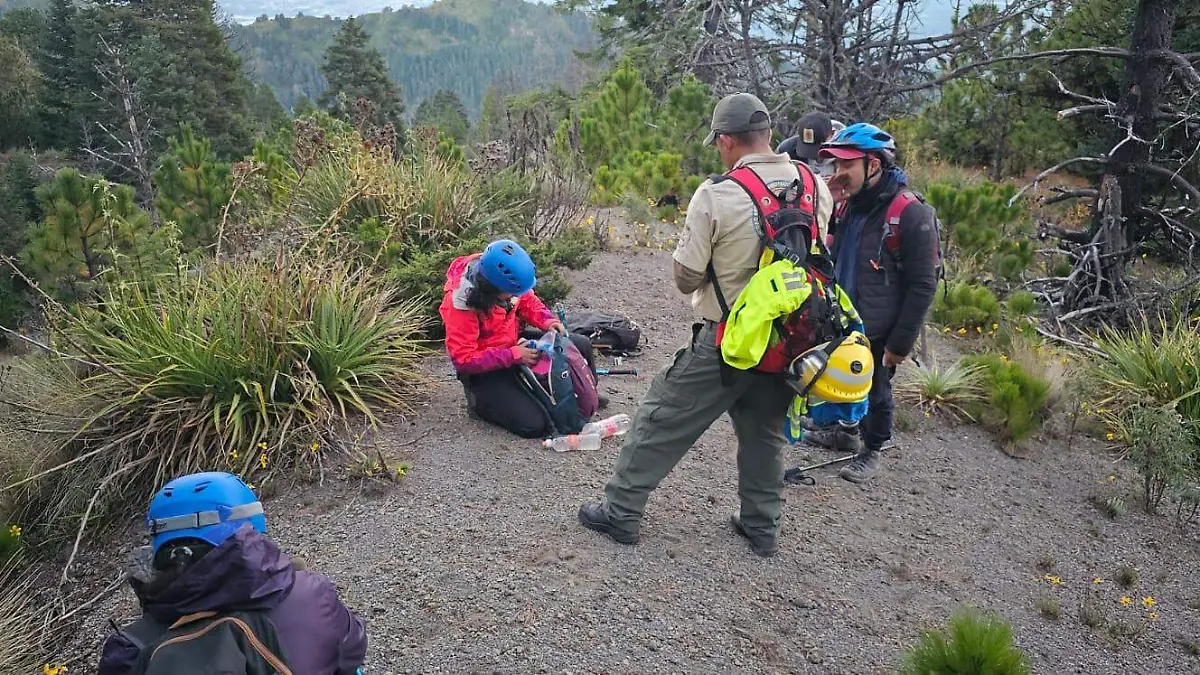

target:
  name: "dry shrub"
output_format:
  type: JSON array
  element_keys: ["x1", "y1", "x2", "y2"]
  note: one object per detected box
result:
[{"x1": 0, "y1": 558, "x2": 49, "y2": 674}]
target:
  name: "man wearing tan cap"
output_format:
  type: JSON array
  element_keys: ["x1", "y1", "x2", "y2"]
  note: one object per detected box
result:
[{"x1": 578, "y1": 93, "x2": 833, "y2": 558}]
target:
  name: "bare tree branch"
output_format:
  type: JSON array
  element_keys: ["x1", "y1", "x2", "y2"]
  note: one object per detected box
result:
[{"x1": 1010, "y1": 157, "x2": 1108, "y2": 205}]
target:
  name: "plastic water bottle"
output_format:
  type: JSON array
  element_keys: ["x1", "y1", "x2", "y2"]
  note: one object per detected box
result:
[
  {"x1": 581, "y1": 413, "x2": 632, "y2": 439},
  {"x1": 542, "y1": 433, "x2": 602, "y2": 452}
]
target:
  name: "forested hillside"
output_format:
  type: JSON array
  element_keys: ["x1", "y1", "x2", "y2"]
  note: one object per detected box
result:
[{"x1": 233, "y1": 0, "x2": 596, "y2": 116}]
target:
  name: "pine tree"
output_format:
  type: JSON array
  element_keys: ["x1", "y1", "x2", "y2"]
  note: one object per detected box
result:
[
  {"x1": 475, "y1": 85, "x2": 506, "y2": 142},
  {"x1": 127, "y1": 0, "x2": 255, "y2": 159},
  {"x1": 319, "y1": 18, "x2": 405, "y2": 131},
  {"x1": 38, "y1": 0, "x2": 78, "y2": 149},
  {"x1": 23, "y1": 168, "x2": 170, "y2": 302},
  {"x1": 0, "y1": 36, "x2": 40, "y2": 149},
  {"x1": 0, "y1": 152, "x2": 39, "y2": 259},
  {"x1": 248, "y1": 82, "x2": 287, "y2": 136},
  {"x1": 414, "y1": 89, "x2": 469, "y2": 142},
  {"x1": 153, "y1": 124, "x2": 234, "y2": 250}
]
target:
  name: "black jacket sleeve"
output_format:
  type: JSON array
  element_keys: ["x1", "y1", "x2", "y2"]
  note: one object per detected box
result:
[{"x1": 885, "y1": 200, "x2": 940, "y2": 357}]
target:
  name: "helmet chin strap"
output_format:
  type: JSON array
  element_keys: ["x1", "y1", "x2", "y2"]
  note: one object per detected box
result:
[{"x1": 848, "y1": 155, "x2": 883, "y2": 201}]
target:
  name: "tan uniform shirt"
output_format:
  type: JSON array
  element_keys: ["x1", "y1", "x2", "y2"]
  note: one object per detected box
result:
[{"x1": 673, "y1": 152, "x2": 834, "y2": 323}]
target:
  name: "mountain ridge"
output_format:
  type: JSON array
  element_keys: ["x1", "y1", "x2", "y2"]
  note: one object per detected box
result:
[{"x1": 232, "y1": 0, "x2": 596, "y2": 118}]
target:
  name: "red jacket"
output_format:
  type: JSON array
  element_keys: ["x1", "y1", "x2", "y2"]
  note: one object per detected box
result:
[{"x1": 439, "y1": 253, "x2": 556, "y2": 375}]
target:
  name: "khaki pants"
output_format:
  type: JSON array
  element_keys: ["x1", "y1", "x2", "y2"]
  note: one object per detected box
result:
[{"x1": 601, "y1": 321, "x2": 793, "y2": 541}]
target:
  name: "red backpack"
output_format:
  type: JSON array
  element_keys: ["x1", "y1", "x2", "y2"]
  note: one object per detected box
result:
[
  {"x1": 834, "y1": 190, "x2": 946, "y2": 283},
  {"x1": 704, "y1": 161, "x2": 841, "y2": 382}
]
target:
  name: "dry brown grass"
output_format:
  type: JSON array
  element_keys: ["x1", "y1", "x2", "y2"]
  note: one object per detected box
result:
[{"x1": 0, "y1": 557, "x2": 47, "y2": 674}]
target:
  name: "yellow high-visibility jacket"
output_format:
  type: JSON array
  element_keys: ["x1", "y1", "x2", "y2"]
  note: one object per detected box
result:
[{"x1": 719, "y1": 259, "x2": 863, "y2": 371}]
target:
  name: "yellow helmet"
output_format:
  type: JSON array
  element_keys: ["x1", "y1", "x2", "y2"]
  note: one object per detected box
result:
[{"x1": 786, "y1": 331, "x2": 874, "y2": 403}]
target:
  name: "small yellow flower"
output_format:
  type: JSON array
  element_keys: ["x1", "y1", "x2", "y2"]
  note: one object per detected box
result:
[
  {"x1": 956, "y1": 328, "x2": 967, "y2": 335},
  {"x1": 1120, "y1": 596, "x2": 1132, "y2": 606},
  {"x1": 257, "y1": 441, "x2": 267, "y2": 450},
  {"x1": 1148, "y1": 610, "x2": 1158, "y2": 621},
  {"x1": 1142, "y1": 596, "x2": 1156, "y2": 608},
  {"x1": 230, "y1": 449, "x2": 240, "y2": 461},
  {"x1": 259, "y1": 454, "x2": 268, "y2": 469},
  {"x1": 395, "y1": 466, "x2": 407, "y2": 478},
  {"x1": 43, "y1": 665, "x2": 68, "y2": 675},
  {"x1": 943, "y1": 327, "x2": 951, "y2": 333},
  {"x1": 310, "y1": 442, "x2": 320, "y2": 453},
  {"x1": 8, "y1": 525, "x2": 21, "y2": 538},
  {"x1": 1093, "y1": 578, "x2": 1105, "y2": 585},
  {"x1": 1106, "y1": 433, "x2": 1115, "y2": 441},
  {"x1": 975, "y1": 326, "x2": 983, "y2": 334},
  {"x1": 1043, "y1": 574, "x2": 1063, "y2": 585},
  {"x1": 991, "y1": 323, "x2": 999, "y2": 330}
]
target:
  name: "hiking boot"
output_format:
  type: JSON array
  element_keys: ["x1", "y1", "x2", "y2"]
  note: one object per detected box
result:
[
  {"x1": 728, "y1": 513, "x2": 778, "y2": 558},
  {"x1": 803, "y1": 425, "x2": 864, "y2": 453},
  {"x1": 578, "y1": 501, "x2": 638, "y2": 545},
  {"x1": 840, "y1": 448, "x2": 884, "y2": 483}
]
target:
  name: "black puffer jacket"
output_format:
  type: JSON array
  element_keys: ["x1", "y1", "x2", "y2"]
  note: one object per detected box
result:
[{"x1": 829, "y1": 171, "x2": 939, "y2": 358}]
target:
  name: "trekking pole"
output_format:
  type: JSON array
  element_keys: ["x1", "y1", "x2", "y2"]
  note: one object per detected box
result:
[
  {"x1": 596, "y1": 368, "x2": 638, "y2": 376},
  {"x1": 784, "y1": 443, "x2": 898, "y2": 485}
]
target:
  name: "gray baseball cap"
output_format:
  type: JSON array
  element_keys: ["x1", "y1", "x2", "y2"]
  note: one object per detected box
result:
[{"x1": 703, "y1": 93, "x2": 772, "y2": 146}]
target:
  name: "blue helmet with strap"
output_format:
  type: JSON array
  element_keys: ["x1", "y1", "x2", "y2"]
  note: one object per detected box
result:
[
  {"x1": 819, "y1": 123, "x2": 896, "y2": 164},
  {"x1": 146, "y1": 472, "x2": 267, "y2": 554},
  {"x1": 477, "y1": 239, "x2": 537, "y2": 295}
]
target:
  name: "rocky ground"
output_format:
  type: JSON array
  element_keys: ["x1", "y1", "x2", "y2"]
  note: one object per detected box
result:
[{"x1": 58, "y1": 238, "x2": 1200, "y2": 674}]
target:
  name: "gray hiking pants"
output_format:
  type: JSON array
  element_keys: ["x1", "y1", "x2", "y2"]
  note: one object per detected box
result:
[{"x1": 601, "y1": 321, "x2": 793, "y2": 541}]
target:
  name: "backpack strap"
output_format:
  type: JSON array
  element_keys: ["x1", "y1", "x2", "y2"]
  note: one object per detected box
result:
[
  {"x1": 881, "y1": 190, "x2": 921, "y2": 261},
  {"x1": 151, "y1": 612, "x2": 293, "y2": 675}
]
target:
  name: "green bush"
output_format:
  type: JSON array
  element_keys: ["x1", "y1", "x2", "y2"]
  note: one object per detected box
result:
[
  {"x1": 995, "y1": 239, "x2": 1035, "y2": 280},
  {"x1": 1126, "y1": 404, "x2": 1197, "y2": 514},
  {"x1": 900, "y1": 607, "x2": 1029, "y2": 675},
  {"x1": 933, "y1": 281, "x2": 1001, "y2": 332},
  {"x1": 1089, "y1": 315, "x2": 1200, "y2": 460},
  {"x1": 0, "y1": 273, "x2": 23, "y2": 345},
  {"x1": 963, "y1": 352, "x2": 1051, "y2": 444},
  {"x1": 5, "y1": 259, "x2": 431, "y2": 538},
  {"x1": 529, "y1": 226, "x2": 599, "y2": 271},
  {"x1": 0, "y1": 524, "x2": 19, "y2": 564},
  {"x1": 1004, "y1": 290, "x2": 1038, "y2": 319},
  {"x1": 386, "y1": 234, "x2": 578, "y2": 335},
  {"x1": 925, "y1": 181, "x2": 1028, "y2": 262}
]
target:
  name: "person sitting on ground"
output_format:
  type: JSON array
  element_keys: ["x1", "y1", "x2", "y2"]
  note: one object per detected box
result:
[
  {"x1": 439, "y1": 238, "x2": 606, "y2": 439},
  {"x1": 98, "y1": 471, "x2": 368, "y2": 675}
]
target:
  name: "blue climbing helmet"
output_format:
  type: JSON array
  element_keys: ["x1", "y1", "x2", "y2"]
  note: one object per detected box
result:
[
  {"x1": 819, "y1": 122, "x2": 896, "y2": 164},
  {"x1": 146, "y1": 471, "x2": 267, "y2": 554},
  {"x1": 477, "y1": 239, "x2": 537, "y2": 296}
]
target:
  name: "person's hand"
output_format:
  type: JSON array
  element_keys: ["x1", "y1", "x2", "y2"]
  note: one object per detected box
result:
[
  {"x1": 882, "y1": 349, "x2": 906, "y2": 368},
  {"x1": 514, "y1": 342, "x2": 540, "y2": 366},
  {"x1": 547, "y1": 320, "x2": 568, "y2": 336}
]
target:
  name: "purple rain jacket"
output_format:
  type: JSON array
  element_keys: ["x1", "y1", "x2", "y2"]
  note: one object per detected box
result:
[{"x1": 98, "y1": 526, "x2": 367, "y2": 675}]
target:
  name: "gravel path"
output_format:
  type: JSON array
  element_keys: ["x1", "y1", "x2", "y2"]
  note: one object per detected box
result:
[{"x1": 61, "y1": 244, "x2": 1200, "y2": 674}]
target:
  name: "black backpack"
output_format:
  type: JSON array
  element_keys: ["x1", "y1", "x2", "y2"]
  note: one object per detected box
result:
[
  {"x1": 565, "y1": 311, "x2": 644, "y2": 356},
  {"x1": 116, "y1": 609, "x2": 293, "y2": 675}
]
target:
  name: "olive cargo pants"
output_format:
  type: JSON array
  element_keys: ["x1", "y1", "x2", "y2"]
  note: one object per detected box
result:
[{"x1": 601, "y1": 321, "x2": 794, "y2": 540}]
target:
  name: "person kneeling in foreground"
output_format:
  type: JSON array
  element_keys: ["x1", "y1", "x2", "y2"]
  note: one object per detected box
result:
[
  {"x1": 439, "y1": 238, "x2": 605, "y2": 439},
  {"x1": 98, "y1": 472, "x2": 367, "y2": 675}
]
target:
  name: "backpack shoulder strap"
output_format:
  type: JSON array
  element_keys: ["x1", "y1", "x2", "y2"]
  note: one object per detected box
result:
[
  {"x1": 722, "y1": 165, "x2": 780, "y2": 218},
  {"x1": 149, "y1": 612, "x2": 293, "y2": 675},
  {"x1": 883, "y1": 190, "x2": 922, "y2": 255}
]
